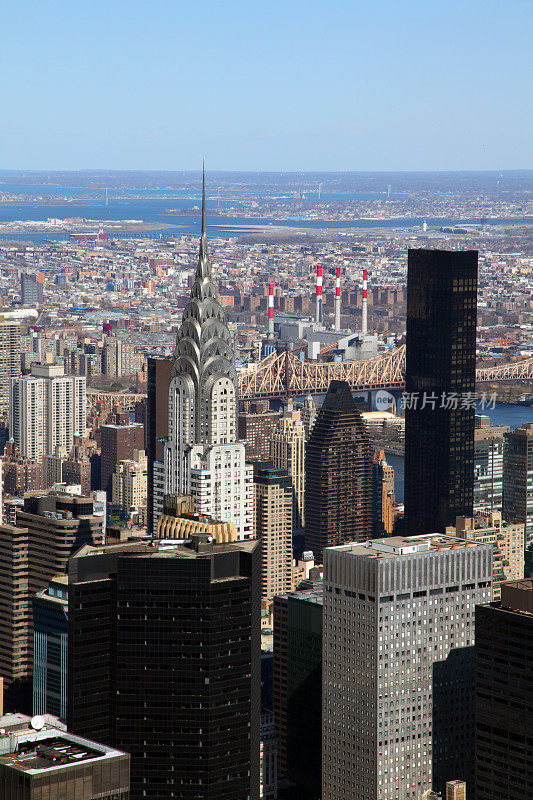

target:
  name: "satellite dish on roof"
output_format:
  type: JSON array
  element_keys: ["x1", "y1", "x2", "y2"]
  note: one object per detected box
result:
[{"x1": 31, "y1": 715, "x2": 45, "y2": 731}]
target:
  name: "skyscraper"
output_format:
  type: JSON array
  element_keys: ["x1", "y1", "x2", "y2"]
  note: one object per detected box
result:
[
  {"x1": 32, "y1": 575, "x2": 68, "y2": 718},
  {"x1": 238, "y1": 401, "x2": 281, "y2": 461},
  {"x1": 372, "y1": 449, "x2": 396, "y2": 535},
  {"x1": 273, "y1": 588, "x2": 323, "y2": 798},
  {"x1": 21, "y1": 271, "x2": 44, "y2": 305},
  {"x1": 305, "y1": 380, "x2": 372, "y2": 562},
  {"x1": 0, "y1": 491, "x2": 101, "y2": 711},
  {"x1": 100, "y1": 420, "x2": 144, "y2": 498},
  {"x1": 163, "y1": 170, "x2": 253, "y2": 539},
  {"x1": 271, "y1": 404, "x2": 306, "y2": 530},
  {"x1": 404, "y1": 250, "x2": 478, "y2": 534},
  {"x1": 146, "y1": 356, "x2": 172, "y2": 534},
  {"x1": 9, "y1": 363, "x2": 86, "y2": 460},
  {"x1": 300, "y1": 394, "x2": 318, "y2": 440},
  {"x1": 322, "y1": 534, "x2": 492, "y2": 800},
  {"x1": 503, "y1": 422, "x2": 533, "y2": 576},
  {"x1": 68, "y1": 535, "x2": 261, "y2": 800},
  {"x1": 253, "y1": 463, "x2": 293, "y2": 601},
  {"x1": 0, "y1": 316, "x2": 21, "y2": 416},
  {"x1": 475, "y1": 578, "x2": 533, "y2": 800},
  {"x1": 474, "y1": 424, "x2": 506, "y2": 513}
]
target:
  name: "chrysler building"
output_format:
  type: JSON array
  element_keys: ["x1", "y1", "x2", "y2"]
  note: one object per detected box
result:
[{"x1": 161, "y1": 169, "x2": 253, "y2": 538}]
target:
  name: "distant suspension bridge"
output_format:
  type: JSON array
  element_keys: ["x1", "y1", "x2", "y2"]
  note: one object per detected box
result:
[{"x1": 237, "y1": 345, "x2": 533, "y2": 401}]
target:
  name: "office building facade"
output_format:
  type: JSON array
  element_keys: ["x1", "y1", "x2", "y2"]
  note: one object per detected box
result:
[
  {"x1": 254, "y1": 464, "x2": 293, "y2": 601},
  {"x1": 0, "y1": 317, "x2": 21, "y2": 416},
  {"x1": 305, "y1": 380, "x2": 372, "y2": 562},
  {"x1": 147, "y1": 356, "x2": 172, "y2": 534},
  {"x1": 100, "y1": 422, "x2": 144, "y2": 497},
  {"x1": 32, "y1": 575, "x2": 68, "y2": 718},
  {"x1": 9, "y1": 363, "x2": 86, "y2": 459},
  {"x1": 474, "y1": 425, "x2": 506, "y2": 513},
  {"x1": 238, "y1": 402, "x2": 281, "y2": 462},
  {"x1": 404, "y1": 250, "x2": 478, "y2": 534},
  {"x1": 273, "y1": 589, "x2": 323, "y2": 798},
  {"x1": 503, "y1": 422, "x2": 533, "y2": 576},
  {"x1": 270, "y1": 406, "x2": 306, "y2": 530},
  {"x1": 447, "y1": 511, "x2": 524, "y2": 600},
  {"x1": 68, "y1": 536, "x2": 261, "y2": 800},
  {"x1": 322, "y1": 535, "x2": 492, "y2": 800},
  {"x1": 475, "y1": 578, "x2": 533, "y2": 800},
  {"x1": 0, "y1": 492, "x2": 101, "y2": 711}
]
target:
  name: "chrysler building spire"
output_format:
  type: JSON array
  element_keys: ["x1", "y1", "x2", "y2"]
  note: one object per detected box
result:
[{"x1": 160, "y1": 167, "x2": 253, "y2": 539}]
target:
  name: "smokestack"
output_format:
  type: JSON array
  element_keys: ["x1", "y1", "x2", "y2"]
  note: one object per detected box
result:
[
  {"x1": 315, "y1": 265, "x2": 323, "y2": 325},
  {"x1": 268, "y1": 283, "x2": 274, "y2": 338},
  {"x1": 98, "y1": 220, "x2": 104, "y2": 239},
  {"x1": 362, "y1": 268, "x2": 368, "y2": 335},
  {"x1": 334, "y1": 267, "x2": 341, "y2": 331}
]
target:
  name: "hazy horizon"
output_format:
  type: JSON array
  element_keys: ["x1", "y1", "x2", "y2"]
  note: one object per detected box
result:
[{"x1": 3, "y1": 0, "x2": 531, "y2": 172}]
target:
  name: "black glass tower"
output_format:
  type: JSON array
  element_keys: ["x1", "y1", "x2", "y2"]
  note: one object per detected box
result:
[
  {"x1": 305, "y1": 380, "x2": 372, "y2": 561},
  {"x1": 404, "y1": 249, "x2": 478, "y2": 534},
  {"x1": 67, "y1": 536, "x2": 261, "y2": 800}
]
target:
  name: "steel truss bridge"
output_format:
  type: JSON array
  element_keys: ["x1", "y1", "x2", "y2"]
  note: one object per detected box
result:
[{"x1": 238, "y1": 345, "x2": 533, "y2": 401}]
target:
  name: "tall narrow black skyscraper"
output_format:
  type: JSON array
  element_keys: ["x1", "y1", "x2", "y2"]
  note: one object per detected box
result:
[
  {"x1": 305, "y1": 380, "x2": 372, "y2": 561},
  {"x1": 404, "y1": 249, "x2": 478, "y2": 534}
]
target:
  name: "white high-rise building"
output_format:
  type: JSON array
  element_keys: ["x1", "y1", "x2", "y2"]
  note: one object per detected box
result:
[
  {"x1": 9, "y1": 363, "x2": 86, "y2": 459},
  {"x1": 161, "y1": 171, "x2": 253, "y2": 539},
  {"x1": 322, "y1": 534, "x2": 492, "y2": 800}
]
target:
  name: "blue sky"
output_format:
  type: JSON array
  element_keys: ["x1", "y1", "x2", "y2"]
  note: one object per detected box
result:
[{"x1": 2, "y1": 0, "x2": 531, "y2": 171}]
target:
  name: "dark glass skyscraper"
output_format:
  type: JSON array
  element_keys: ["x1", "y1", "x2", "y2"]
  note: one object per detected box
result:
[
  {"x1": 68, "y1": 535, "x2": 261, "y2": 800},
  {"x1": 475, "y1": 578, "x2": 533, "y2": 800},
  {"x1": 305, "y1": 380, "x2": 372, "y2": 561},
  {"x1": 404, "y1": 249, "x2": 478, "y2": 535}
]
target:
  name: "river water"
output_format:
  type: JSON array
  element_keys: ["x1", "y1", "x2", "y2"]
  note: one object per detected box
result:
[{"x1": 388, "y1": 402, "x2": 533, "y2": 502}]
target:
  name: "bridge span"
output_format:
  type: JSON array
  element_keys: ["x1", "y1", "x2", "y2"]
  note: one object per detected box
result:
[{"x1": 238, "y1": 345, "x2": 533, "y2": 401}]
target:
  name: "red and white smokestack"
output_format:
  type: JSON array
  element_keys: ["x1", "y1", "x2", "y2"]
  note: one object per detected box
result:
[
  {"x1": 362, "y1": 268, "x2": 368, "y2": 335},
  {"x1": 334, "y1": 267, "x2": 341, "y2": 331},
  {"x1": 268, "y1": 283, "x2": 275, "y2": 338},
  {"x1": 315, "y1": 265, "x2": 323, "y2": 325},
  {"x1": 98, "y1": 220, "x2": 104, "y2": 239}
]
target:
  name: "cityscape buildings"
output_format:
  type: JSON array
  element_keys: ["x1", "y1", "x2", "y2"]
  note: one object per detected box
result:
[
  {"x1": 475, "y1": 578, "x2": 533, "y2": 800},
  {"x1": 305, "y1": 380, "x2": 372, "y2": 561},
  {"x1": 503, "y1": 422, "x2": 533, "y2": 576},
  {"x1": 68, "y1": 535, "x2": 261, "y2": 800},
  {"x1": 404, "y1": 250, "x2": 478, "y2": 535},
  {"x1": 446, "y1": 511, "x2": 524, "y2": 600},
  {"x1": 322, "y1": 534, "x2": 492, "y2": 800}
]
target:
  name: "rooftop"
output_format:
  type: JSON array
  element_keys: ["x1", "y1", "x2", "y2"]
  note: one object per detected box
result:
[
  {"x1": 330, "y1": 534, "x2": 483, "y2": 559},
  {"x1": 0, "y1": 715, "x2": 126, "y2": 775},
  {"x1": 70, "y1": 534, "x2": 257, "y2": 562}
]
